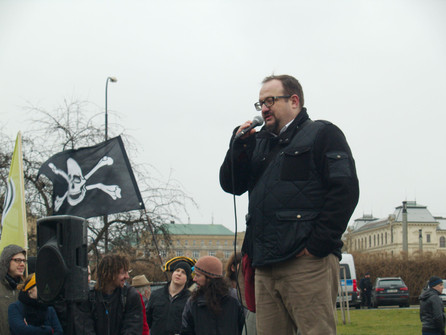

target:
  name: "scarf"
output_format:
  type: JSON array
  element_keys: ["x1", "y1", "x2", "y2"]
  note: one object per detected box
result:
[
  {"x1": 5, "y1": 273, "x2": 21, "y2": 290},
  {"x1": 18, "y1": 290, "x2": 48, "y2": 326}
]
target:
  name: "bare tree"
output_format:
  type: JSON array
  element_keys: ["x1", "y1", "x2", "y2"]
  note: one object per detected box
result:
[{"x1": 0, "y1": 99, "x2": 196, "y2": 268}]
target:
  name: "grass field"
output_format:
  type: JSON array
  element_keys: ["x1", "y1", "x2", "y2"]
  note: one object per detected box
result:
[{"x1": 336, "y1": 308, "x2": 421, "y2": 335}]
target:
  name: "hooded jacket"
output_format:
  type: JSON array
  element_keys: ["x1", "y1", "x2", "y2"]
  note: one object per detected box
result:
[
  {"x1": 0, "y1": 244, "x2": 26, "y2": 335},
  {"x1": 419, "y1": 287, "x2": 445, "y2": 334}
]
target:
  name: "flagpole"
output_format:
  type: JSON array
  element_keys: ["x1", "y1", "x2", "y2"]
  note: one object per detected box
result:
[{"x1": 104, "y1": 76, "x2": 117, "y2": 253}]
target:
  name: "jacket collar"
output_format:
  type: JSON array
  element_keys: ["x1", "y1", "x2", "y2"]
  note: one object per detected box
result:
[{"x1": 258, "y1": 107, "x2": 309, "y2": 140}]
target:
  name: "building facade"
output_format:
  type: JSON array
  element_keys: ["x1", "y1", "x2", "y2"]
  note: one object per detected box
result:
[
  {"x1": 344, "y1": 201, "x2": 446, "y2": 256},
  {"x1": 151, "y1": 223, "x2": 244, "y2": 262}
]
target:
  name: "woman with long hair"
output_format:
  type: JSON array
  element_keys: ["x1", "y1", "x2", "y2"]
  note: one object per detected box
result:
[{"x1": 8, "y1": 273, "x2": 63, "y2": 335}]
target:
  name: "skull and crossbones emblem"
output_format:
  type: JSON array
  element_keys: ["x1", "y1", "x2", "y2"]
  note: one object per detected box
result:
[{"x1": 49, "y1": 156, "x2": 122, "y2": 211}]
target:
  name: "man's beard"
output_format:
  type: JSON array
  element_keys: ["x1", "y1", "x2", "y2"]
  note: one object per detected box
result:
[{"x1": 265, "y1": 118, "x2": 280, "y2": 135}]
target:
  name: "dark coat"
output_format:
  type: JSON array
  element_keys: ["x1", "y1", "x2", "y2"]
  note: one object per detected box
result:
[
  {"x1": 359, "y1": 277, "x2": 372, "y2": 292},
  {"x1": 220, "y1": 109, "x2": 359, "y2": 266},
  {"x1": 420, "y1": 288, "x2": 445, "y2": 334},
  {"x1": 8, "y1": 300, "x2": 63, "y2": 335},
  {"x1": 181, "y1": 294, "x2": 244, "y2": 335},
  {"x1": 74, "y1": 285, "x2": 143, "y2": 335},
  {"x1": 147, "y1": 282, "x2": 190, "y2": 335}
]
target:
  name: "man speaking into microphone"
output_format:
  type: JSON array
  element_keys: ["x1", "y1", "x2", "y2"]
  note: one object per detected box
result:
[{"x1": 219, "y1": 74, "x2": 359, "y2": 335}]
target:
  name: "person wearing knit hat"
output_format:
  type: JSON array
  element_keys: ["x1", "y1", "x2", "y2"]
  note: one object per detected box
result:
[
  {"x1": 8, "y1": 273, "x2": 63, "y2": 335},
  {"x1": 0, "y1": 244, "x2": 26, "y2": 335},
  {"x1": 419, "y1": 275, "x2": 445, "y2": 335},
  {"x1": 173, "y1": 261, "x2": 192, "y2": 282},
  {"x1": 147, "y1": 258, "x2": 191, "y2": 335},
  {"x1": 181, "y1": 256, "x2": 244, "y2": 335}
]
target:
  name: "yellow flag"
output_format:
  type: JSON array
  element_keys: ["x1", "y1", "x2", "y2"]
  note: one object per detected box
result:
[{"x1": 0, "y1": 132, "x2": 28, "y2": 254}]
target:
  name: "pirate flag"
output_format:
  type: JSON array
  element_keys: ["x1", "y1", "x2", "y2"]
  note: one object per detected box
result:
[{"x1": 38, "y1": 136, "x2": 145, "y2": 218}]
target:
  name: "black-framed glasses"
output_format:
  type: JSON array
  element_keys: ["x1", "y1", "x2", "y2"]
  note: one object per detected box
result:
[
  {"x1": 11, "y1": 258, "x2": 27, "y2": 264},
  {"x1": 254, "y1": 95, "x2": 291, "y2": 111}
]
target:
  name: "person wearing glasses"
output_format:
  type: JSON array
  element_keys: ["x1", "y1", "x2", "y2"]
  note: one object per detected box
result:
[
  {"x1": 0, "y1": 244, "x2": 27, "y2": 335},
  {"x1": 220, "y1": 74, "x2": 359, "y2": 335}
]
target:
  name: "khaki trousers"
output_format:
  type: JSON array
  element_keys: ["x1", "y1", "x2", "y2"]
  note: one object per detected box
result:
[{"x1": 255, "y1": 254, "x2": 339, "y2": 335}]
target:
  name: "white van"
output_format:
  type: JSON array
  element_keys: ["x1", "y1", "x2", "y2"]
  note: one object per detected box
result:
[{"x1": 337, "y1": 253, "x2": 361, "y2": 309}]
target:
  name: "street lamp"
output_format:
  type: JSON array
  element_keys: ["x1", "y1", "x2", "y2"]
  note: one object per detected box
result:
[
  {"x1": 104, "y1": 76, "x2": 117, "y2": 253},
  {"x1": 105, "y1": 76, "x2": 118, "y2": 140}
]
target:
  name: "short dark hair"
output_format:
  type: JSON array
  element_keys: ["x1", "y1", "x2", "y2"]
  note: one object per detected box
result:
[
  {"x1": 262, "y1": 74, "x2": 304, "y2": 108},
  {"x1": 95, "y1": 254, "x2": 129, "y2": 292}
]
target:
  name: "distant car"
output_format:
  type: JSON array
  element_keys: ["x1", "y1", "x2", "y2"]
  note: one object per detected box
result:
[
  {"x1": 371, "y1": 277, "x2": 410, "y2": 308},
  {"x1": 421, "y1": 279, "x2": 446, "y2": 305}
]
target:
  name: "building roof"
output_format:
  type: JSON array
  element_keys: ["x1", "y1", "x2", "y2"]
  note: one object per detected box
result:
[
  {"x1": 351, "y1": 201, "x2": 438, "y2": 233},
  {"x1": 162, "y1": 223, "x2": 234, "y2": 236},
  {"x1": 392, "y1": 201, "x2": 437, "y2": 223},
  {"x1": 435, "y1": 217, "x2": 446, "y2": 230},
  {"x1": 354, "y1": 218, "x2": 389, "y2": 233}
]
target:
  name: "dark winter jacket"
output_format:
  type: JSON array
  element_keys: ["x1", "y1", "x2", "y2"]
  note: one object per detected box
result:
[
  {"x1": 420, "y1": 288, "x2": 445, "y2": 334},
  {"x1": 181, "y1": 294, "x2": 244, "y2": 335},
  {"x1": 220, "y1": 108, "x2": 359, "y2": 266},
  {"x1": 147, "y1": 282, "x2": 191, "y2": 335},
  {"x1": 0, "y1": 244, "x2": 26, "y2": 335},
  {"x1": 359, "y1": 277, "x2": 372, "y2": 293},
  {"x1": 8, "y1": 296, "x2": 63, "y2": 335},
  {"x1": 74, "y1": 284, "x2": 143, "y2": 335}
]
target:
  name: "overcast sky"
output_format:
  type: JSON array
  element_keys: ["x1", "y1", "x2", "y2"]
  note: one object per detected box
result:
[{"x1": 1, "y1": 0, "x2": 445, "y2": 232}]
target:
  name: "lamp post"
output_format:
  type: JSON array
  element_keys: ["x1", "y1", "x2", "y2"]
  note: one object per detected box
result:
[
  {"x1": 104, "y1": 76, "x2": 117, "y2": 253},
  {"x1": 105, "y1": 76, "x2": 117, "y2": 141}
]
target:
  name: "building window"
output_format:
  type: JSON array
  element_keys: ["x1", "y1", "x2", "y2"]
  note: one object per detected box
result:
[
  {"x1": 208, "y1": 240, "x2": 213, "y2": 246},
  {"x1": 225, "y1": 240, "x2": 228, "y2": 246},
  {"x1": 385, "y1": 232, "x2": 387, "y2": 244},
  {"x1": 216, "y1": 241, "x2": 220, "y2": 247},
  {"x1": 369, "y1": 236, "x2": 371, "y2": 248},
  {"x1": 381, "y1": 233, "x2": 383, "y2": 245},
  {"x1": 209, "y1": 250, "x2": 216, "y2": 256},
  {"x1": 160, "y1": 250, "x2": 167, "y2": 257},
  {"x1": 201, "y1": 240, "x2": 204, "y2": 246},
  {"x1": 440, "y1": 236, "x2": 446, "y2": 248},
  {"x1": 176, "y1": 250, "x2": 183, "y2": 257},
  {"x1": 224, "y1": 251, "x2": 231, "y2": 259},
  {"x1": 193, "y1": 240, "x2": 196, "y2": 246},
  {"x1": 176, "y1": 240, "x2": 181, "y2": 246},
  {"x1": 427, "y1": 234, "x2": 431, "y2": 243},
  {"x1": 184, "y1": 240, "x2": 188, "y2": 246},
  {"x1": 193, "y1": 250, "x2": 200, "y2": 258}
]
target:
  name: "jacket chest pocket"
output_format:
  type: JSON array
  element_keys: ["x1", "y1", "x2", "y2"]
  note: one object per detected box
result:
[{"x1": 280, "y1": 147, "x2": 311, "y2": 181}]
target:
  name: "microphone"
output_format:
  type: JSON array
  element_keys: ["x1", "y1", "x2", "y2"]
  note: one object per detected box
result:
[{"x1": 234, "y1": 116, "x2": 264, "y2": 140}]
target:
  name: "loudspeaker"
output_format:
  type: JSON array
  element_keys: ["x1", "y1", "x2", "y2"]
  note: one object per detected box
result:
[{"x1": 36, "y1": 215, "x2": 88, "y2": 303}]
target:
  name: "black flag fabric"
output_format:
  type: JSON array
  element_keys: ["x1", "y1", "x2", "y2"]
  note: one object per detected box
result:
[{"x1": 38, "y1": 136, "x2": 145, "y2": 218}]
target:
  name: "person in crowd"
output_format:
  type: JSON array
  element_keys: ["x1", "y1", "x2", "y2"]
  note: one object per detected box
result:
[
  {"x1": 220, "y1": 74, "x2": 359, "y2": 335},
  {"x1": 181, "y1": 256, "x2": 244, "y2": 335},
  {"x1": 420, "y1": 276, "x2": 445, "y2": 335},
  {"x1": 132, "y1": 274, "x2": 151, "y2": 312},
  {"x1": 147, "y1": 261, "x2": 191, "y2": 335},
  {"x1": 74, "y1": 254, "x2": 143, "y2": 335},
  {"x1": 359, "y1": 272, "x2": 373, "y2": 308},
  {"x1": 132, "y1": 274, "x2": 151, "y2": 335},
  {"x1": 225, "y1": 252, "x2": 256, "y2": 335},
  {"x1": 8, "y1": 273, "x2": 63, "y2": 335},
  {"x1": 0, "y1": 244, "x2": 27, "y2": 335}
]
